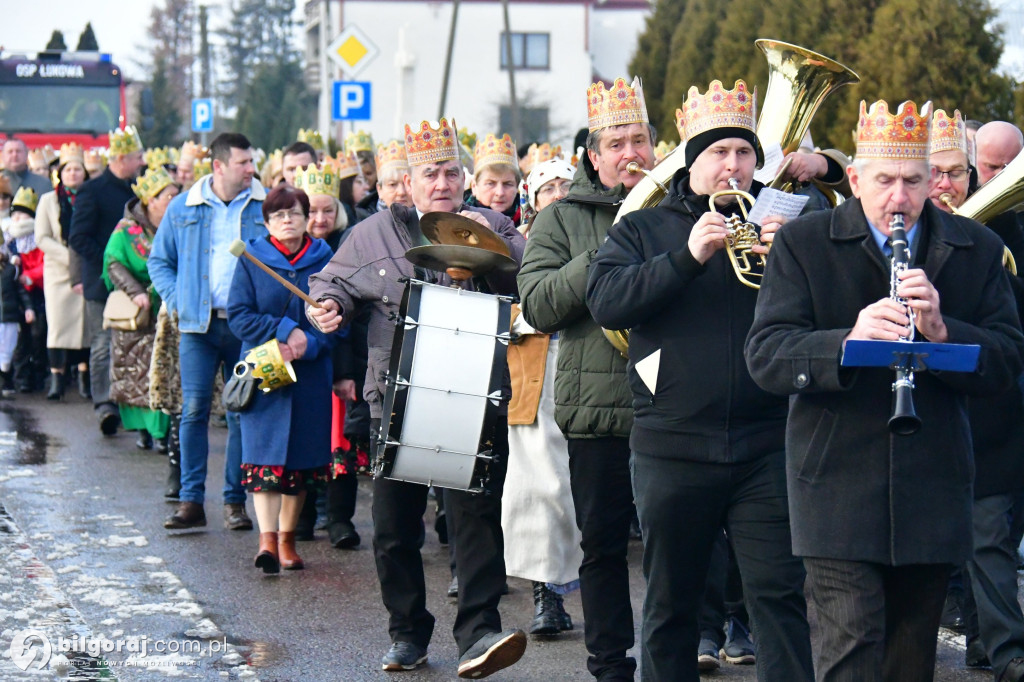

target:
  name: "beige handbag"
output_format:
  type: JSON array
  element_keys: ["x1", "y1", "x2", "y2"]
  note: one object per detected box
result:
[{"x1": 102, "y1": 290, "x2": 151, "y2": 331}]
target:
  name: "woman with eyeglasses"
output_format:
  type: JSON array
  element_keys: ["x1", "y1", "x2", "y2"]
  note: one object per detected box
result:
[{"x1": 227, "y1": 184, "x2": 336, "y2": 573}]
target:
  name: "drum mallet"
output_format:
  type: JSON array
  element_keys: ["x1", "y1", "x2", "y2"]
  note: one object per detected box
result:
[{"x1": 228, "y1": 239, "x2": 323, "y2": 309}]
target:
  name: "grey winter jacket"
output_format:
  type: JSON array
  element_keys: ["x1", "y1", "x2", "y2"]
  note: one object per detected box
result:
[{"x1": 517, "y1": 156, "x2": 633, "y2": 439}]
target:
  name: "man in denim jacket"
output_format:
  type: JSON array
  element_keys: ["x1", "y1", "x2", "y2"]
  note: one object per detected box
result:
[{"x1": 149, "y1": 132, "x2": 267, "y2": 531}]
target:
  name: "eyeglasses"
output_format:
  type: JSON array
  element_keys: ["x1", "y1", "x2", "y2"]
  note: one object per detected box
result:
[
  {"x1": 268, "y1": 208, "x2": 305, "y2": 222},
  {"x1": 935, "y1": 169, "x2": 968, "y2": 181}
]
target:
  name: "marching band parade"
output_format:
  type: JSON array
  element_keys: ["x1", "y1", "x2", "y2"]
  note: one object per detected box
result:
[{"x1": 4, "y1": 10, "x2": 1024, "y2": 682}]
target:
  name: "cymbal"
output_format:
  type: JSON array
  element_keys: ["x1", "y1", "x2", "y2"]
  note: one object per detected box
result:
[
  {"x1": 420, "y1": 212, "x2": 510, "y2": 256},
  {"x1": 405, "y1": 244, "x2": 517, "y2": 276}
]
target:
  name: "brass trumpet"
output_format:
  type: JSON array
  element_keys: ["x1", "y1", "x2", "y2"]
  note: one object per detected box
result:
[{"x1": 710, "y1": 178, "x2": 766, "y2": 289}]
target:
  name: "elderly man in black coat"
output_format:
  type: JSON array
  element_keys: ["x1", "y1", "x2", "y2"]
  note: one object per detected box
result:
[
  {"x1": 746, "y1": 99, "x2": 1024, "y2": 682},
  {"x1": 68, "y1": 127, "x2": 145, "y2": 435}
]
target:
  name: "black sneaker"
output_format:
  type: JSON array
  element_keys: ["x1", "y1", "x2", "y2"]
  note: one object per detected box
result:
[
  {"x1": 381, "y1": 641, "x2": 427, "y2": 671},
  {"x1": 457, "y1": 629, "x2": 526, "y2": 679},
  {"x1": 940, "y1": 590, "x2": 965, "y2": 632},
  {"x1": 966, "y1": 637, "x2": 991, "y2": 669},
  {"x1": 100, "y1": 411, "x2": 120, "y2": 436},
  {"x1": 697, "y1": 637, "x2": 721, "y2": 672},
  {"x1": 722, "y1": 617, "x2": 756, "y2": 665}
]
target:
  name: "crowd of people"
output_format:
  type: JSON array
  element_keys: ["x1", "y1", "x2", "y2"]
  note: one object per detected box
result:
[{"x1": 3, "y1": 60, "x2": 1024, "y2": 682}]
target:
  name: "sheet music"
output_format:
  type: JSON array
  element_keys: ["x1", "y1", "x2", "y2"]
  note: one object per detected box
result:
[
  {"x1": 753, "y1": 142, "x2": 785, "y2": 185},
  {"x1": 747, "y1": 187, "x2": 810, "y2": 226}
]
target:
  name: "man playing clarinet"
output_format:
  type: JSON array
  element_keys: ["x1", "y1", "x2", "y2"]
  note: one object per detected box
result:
[{"x1": 745, "y1": 98, "x2": 1024, "y2": 682}]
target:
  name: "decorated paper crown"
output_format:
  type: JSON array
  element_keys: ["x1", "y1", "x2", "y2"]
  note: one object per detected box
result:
[
  {"x1": 928, "y1": 108, "x2": 966, "y2": 157},
  {"x1": 326, "y1": 151, "x2": 361, "y2": 180},
  {"x1": 458, "y1": 127, "x2": 478, "y2": 152},
  {"x1": 523, "y1": 143, "x2": 563, "y2": 172},
  {"x1": 41, "y1": 145, "x2": 58, "y2": 165},
  {"x1": 145, "y1": 146, "x2": 179, "y2": 169},
  {"x1": 345, "y1": 130, "x2": 374, "y2": 154},
  {"x1": 297, "y1": 128, "x2": 326, "y2": 151},
  {"x1": 84, "y1": 148, "x2": 107, "y2": 174},
  {"x1": 108, "y1": 126, "x2": 144, "y2": 156},
  {"x1": 676, "y1": 80, "x2": 757, "y2": 143},
  {"x1": 404, "y1": 118, "x2": 459, "y2": 166},
  {"x1": 180, "y1": 141, "x2": 207, "y2": 164},
  {"x1": 856, "y1": 99, "x2": 932, "y2": 161},
  {"x1": 12, "y1": 186, "x2": 38, "y2": 214},
  {"x1": 242, "y1": 339, "x2": 296, "y2": 393},
  {"x1": 474, "y1": 133, "x2": 518, "y2": 172},
  {"x1": 27, "y1": 149, "x2": 48, "y2": 170},
  {"x1": 376, "y1": 140, "x2": 409, "y2": 173},
  {"x1": 131, "y1": 166, "x2": 175, "y2": 203},
  {"x1": 295, "y1": 163, "x2": 341, "y2": 197},
  {"x1": 587, "y1": 77, "x2": 649, "y2": 133},
  {"x1": 59, "y1": 142, "x2": 85, "y2": 168},
  {"x1": 193, "y1": 158, "x2": 212, "y2": 179},
  {"x1": 654, "y1": 140, "x2": 678, "y2": 162},
  {"x1": 261, "y1": 149, "x2": 283, "y2": 186}
]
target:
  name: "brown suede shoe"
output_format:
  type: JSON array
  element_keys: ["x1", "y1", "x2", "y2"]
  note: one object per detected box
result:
[
  {"x1": 164, "y1": 501, "x2": 206, "y2": 529},
  {"x1": 254, "y1": 532, "x2": 280, "y2": 573},
  {"x1": 224, "y1": 503, "x2": 253, "y2": 531},
  {"x1": 278, "y1": 531, "x2": 304, "y2": 570}
]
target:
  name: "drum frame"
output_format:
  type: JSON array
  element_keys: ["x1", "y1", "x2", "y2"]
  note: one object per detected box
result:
[{"x1": 375, "y1": 278, "x2": 513, "y2": 493}]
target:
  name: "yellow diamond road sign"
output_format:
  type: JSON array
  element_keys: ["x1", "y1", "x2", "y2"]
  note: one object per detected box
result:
[{"x1": 328, "y1": 25, "x2": 379, "y2": 77}]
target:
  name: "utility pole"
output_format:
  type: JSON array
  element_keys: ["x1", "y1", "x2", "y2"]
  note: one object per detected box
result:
[
  {"x1": 318, "y1": 0, "x2": 331, "y2": 136},
  {"x1": 199, "y1": 3, "x2": 211, "y2": 146},
  {"x1": 438, "y1": 0, "x2": 460, "y2": 119},
  {"x1": 501, "y1": 0, "x2": 520, "y2": 143}
]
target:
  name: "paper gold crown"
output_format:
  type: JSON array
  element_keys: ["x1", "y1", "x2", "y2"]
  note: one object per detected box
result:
[
  {"x1": 458, "y1": 127, "x2": 478, "y2": 152},
  {"x1": 376, "y1": 140, "x2": 409, "y2": 173},
  {"x1": 132, "y1": 166, "x2": 175, "y2": 203},
  {"x1": 108, "y1": 126, "x2": 144, "y2": 156},
  {"x1": 345, "y1": 130, "x2": 374, "y2": 154},
  {"x1": 524, "y1": 143, "x2": 562, "y2": 169},
  {"x1": 928, "y1": 108, "x2": 966, "y2": 157},
  {"x1": 654, "y1": 140, "x2": 677, "y2": 162},
  {"x1": 261, "y1": 149, "x2": 283, "y2": 186},
  {"x1": 145, "y1": 146, "x2": 179, "y2": 169},
  {"x1": 297, "y1": 128, "x2": 326, "y2": 151},
  {"x1": 676, "y1": 80, "x2": 757, "y2": 144},
  {"x1": 194, "y1": 158, "x2": 212, "y2": 179},
  {"x1": 587, "y1": 77, "x2": 649, "y2": 133},
  {"x1": 180, "y1": 141, "x2": 207, "y2": 164},
  {"x1": 12, "y1": 186, "x2": 38, "y2": 213},
  {"x1": 295, "y1": 163, "x2": 341, "y2": 197},
  {"x1": 27, "y1": 148, "x2": 48, "y2": 169},
  {"x1": 404, "y1": 118, "x2": 459, "y2": 166},
  {"x1": 84, "y1": 148, "x2": 107, "y2": 173},
  {"x1": 474, "y1": 133, "x2": 518, "y2": 172},
  {"x1": 856, "y1": 99, "x2": 932, "y2": 161},
  {"x1": 59, "y1": 142, "x2": 85, "y2": 168},
  {"x1": 326, "y1": 151, "x2": 361, "y2": 180}
]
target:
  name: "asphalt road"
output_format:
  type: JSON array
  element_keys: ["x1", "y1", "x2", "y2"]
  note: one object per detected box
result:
[{"x1": 0, "y1": 392, "x2": 999, "y2": 681}]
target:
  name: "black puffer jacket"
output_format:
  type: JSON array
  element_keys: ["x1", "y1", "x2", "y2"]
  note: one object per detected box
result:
[
  {"x1": 587, "y1": 168, "x2": 788, "y2": 462},
  {"x1": 0, "y1": 258, "x2": 31, "y2": 323}
]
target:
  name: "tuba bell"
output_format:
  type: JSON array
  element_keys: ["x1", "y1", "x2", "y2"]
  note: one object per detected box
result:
[{"x1": 601, "y1": 40, "x2": 860, "y2": 357}]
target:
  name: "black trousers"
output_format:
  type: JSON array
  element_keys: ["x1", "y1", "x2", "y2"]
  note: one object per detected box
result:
[
  {"x1": 966, "y1": 492, "x2": 1024, "y2": 678},
  {"x1": 566, "y1": 437, "x2": 637, "y2": 680},
  {"x1": 371, "y1": 416, "x2": 509, "y2": 656},
  {"x1": 632, "y1": 450, "x2": 812, "y2": 682},
  {"x1": 804, "y1": 558, "x2": 952, "y2": 682},
  {"x1": 698, "y1": 529, "x2": 749, "y2": 647}
]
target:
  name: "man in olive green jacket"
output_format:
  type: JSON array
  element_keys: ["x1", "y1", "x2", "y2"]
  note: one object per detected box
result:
[{"x1": 516, "y1": 76, "x2": 654, "y2": 682}]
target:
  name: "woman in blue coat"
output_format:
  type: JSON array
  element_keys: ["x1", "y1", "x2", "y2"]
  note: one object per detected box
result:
[{"x1": 227, "y1": 185, "x2": 335, "y2": 573}]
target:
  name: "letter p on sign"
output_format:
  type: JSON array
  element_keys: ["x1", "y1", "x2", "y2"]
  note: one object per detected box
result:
[
  {"x1": 333, "y1": 81, "x2": 371, "y2": 121},
  {"x1": 191, "y1": 98, "x2": 214, "y2": 133}
]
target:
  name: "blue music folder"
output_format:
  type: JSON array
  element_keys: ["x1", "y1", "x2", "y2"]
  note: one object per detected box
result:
[{"x1": 841, "y1": 340, "x2": 980, "y2": 373}]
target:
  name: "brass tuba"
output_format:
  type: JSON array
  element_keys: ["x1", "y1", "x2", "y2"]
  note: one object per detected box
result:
[
  {"x1": 939, "y1": 147, "x2": 1024, "y2": 275},
  {"x1": 601, "y1": 40, "x2": 860, "y2": 357}
]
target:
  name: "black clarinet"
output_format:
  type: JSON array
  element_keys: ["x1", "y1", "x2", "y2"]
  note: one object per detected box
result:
[{"x1": 888, "y1": 213, "x2": 922, "y2": 435}]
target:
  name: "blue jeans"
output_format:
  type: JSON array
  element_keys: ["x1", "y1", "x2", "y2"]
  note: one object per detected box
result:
[{"x1": 177, "y1": 319, "x2": 244, "y2": 505}]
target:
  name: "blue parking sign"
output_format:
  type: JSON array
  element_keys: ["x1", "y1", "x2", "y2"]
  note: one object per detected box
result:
[
  {"x1": 192, "y1": 99, "x2": 214, "y2": 133},
  {"x1": 333, "y1": 81, "x2": 371, "y2": 121}
]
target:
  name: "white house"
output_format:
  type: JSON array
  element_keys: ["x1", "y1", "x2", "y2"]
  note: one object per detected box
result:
[{"x1": 304, "y1": 0, "x2": 653, "y2": 151}]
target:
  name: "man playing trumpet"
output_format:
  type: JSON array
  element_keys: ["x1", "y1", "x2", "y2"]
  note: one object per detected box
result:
[
  {"x1": 745, "y1": 99, "x2": 1024, "y2": 681},
  {"x1": 587, "y1": 79, "x2": 813, "y2": 682}
]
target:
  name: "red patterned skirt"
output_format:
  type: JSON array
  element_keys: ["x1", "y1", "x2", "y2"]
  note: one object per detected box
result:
[{"x1": 242, "y1": 464, "x2": 330, "y2": 494}]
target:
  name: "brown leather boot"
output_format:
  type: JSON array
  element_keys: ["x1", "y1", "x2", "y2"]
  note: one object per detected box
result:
[
  {"x1": 254, "y1": 532, "x2": 280, "y2": 574},
  {"x1": 277, "y1": 531, "x2": 304, "y2": 570}
]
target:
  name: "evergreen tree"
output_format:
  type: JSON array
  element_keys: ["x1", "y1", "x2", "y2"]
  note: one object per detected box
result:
[
  {"x1": 218, "y1": 0, "x2": 298, "y2": 113},
  {"x1": 142, "y1": 0, "x2": 195, "y2": 145},
  {"x1": 76, "y1": 22, "x2": 99, "y2": 51},
  {"x1": 45, "y1": 30, "x2": 67, "y2": 52},
  {"x1": 234, "y1": 60, "x2": 315, "y2": 151},
  {"x1": 629, "y1": 0, "x2": 689, "y2": 140},
  {"x1": 148, "y1": 60, "x2": 184, "y2": 147}
]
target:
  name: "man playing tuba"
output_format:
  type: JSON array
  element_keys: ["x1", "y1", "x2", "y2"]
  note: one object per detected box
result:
[{"x1": 587, "y1": 79, "x2": 813, "y2": 682}]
